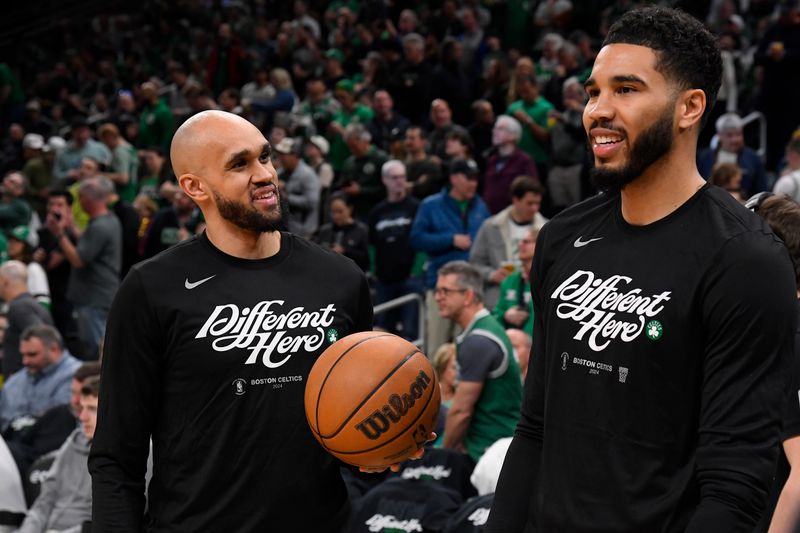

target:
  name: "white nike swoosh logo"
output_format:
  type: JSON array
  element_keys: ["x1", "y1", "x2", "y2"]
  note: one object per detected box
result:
[
  {"x1": 185, "y1": 275, "x2": 216, "y2": 289},
  {"x1": 573, "y1": 236, "x2": 604, "y2": 248}
]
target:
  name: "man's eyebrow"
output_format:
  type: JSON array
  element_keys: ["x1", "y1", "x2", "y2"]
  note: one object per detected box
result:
[
  {"x1": 224, "y1": 143, "x2": 272, "y2": 168},
  {"x1": 584, "y1": 74, "x2": 648, "y2": 89},
  {"x1": 611, "y1": 74, "x2": 647, "y2": 86}
]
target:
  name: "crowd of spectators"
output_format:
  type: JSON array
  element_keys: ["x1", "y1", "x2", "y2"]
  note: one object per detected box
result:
[{"x1": 1, "y1": 0, "x2": 800, "y2": 530}]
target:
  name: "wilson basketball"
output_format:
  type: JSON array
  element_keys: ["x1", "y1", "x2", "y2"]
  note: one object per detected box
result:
[{"x1": 304, "y1": 331, "x2": 441, "y2": 469}]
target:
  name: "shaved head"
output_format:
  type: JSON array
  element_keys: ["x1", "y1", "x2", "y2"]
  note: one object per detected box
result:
[
  {"x1": 171, "y1": 110, "x2": 268, "y2": 178},
  {"x1": 170, "y1": 110, "x2": 284, "y2": 235}
]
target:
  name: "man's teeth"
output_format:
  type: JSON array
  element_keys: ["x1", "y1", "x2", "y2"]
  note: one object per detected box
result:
[
  {"x1": 595, "y1": 135, "x2": 622, "y2": 145},
  {"x1": 255, "y1": 191, "x2": 274, "y2": 200}
]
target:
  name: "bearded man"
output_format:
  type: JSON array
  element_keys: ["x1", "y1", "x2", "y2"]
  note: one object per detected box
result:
[{"x1": 89, "y1": 111, "x2": 374, "y2": 531}]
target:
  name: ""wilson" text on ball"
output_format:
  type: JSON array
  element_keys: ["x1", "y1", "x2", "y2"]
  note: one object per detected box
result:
[{"x1": 355, "y1": 370, "x2": 432, "y2": 440}]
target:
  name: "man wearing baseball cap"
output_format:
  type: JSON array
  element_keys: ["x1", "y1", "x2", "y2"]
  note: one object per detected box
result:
[
  {"x1": 274, "y1": 137, "x2": 320, "y2": 238},
  {"x1": 410, "y1": 158, "x2": 489, "y2": 352},
  {"x1": 20, "y1": 134, "x2": 51, "y2": 217}
]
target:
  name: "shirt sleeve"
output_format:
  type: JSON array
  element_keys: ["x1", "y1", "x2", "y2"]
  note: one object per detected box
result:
[
  {"x1": 686, "y1": 230, "x2": 797, "y2": 531},
  {"x1": 457, "y1": 334, "x2": 504, "y2": 383},
  {"x1": 485, "y1": 223, "x2": 550, "y2": 532},
  {"x1": 88, "y1": 268, "x2": 164, "y2": 531}
]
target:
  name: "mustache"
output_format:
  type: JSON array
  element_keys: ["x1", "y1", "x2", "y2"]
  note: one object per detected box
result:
[
  {"x1": 251, "y1": 183, "x2": 278, "y2": 195},
  {"x1": 588, "y1": 121, "x2": 626, "y2": 134}
]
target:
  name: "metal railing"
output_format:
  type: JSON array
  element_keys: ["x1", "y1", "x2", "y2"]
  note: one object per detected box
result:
[
  {"x1": 373, "y1": 292, "x2": 427, "y2": 354},
  {"x1": 741, "y1": 111, "x2": 767, "y2": 161}
]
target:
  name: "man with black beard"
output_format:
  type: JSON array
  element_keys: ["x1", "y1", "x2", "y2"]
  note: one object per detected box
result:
[
  {"x1": 89, "y1": 111, "x2": 374, "y2": 531},
  {"x1": 487, "y1": 7, "x2": 797, "y2": 533}
]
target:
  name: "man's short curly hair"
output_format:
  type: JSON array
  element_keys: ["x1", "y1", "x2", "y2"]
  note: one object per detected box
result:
[{"x1": 603, "y1": 6, "x2": 722, "y2": 127}]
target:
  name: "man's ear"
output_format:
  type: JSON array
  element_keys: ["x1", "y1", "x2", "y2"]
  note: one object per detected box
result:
[
  {"x1": 179, "y1": 174, "x2": 208, "y2": 202},
  {"x1": 465, "y1": 287, "x2": 479, "y2": 307},
  {"x1": 677, "y1": 88, "x2": 706, "y2": 131}
]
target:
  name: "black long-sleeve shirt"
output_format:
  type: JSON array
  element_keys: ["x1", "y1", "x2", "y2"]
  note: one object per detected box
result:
[
  {"x1": 89, "y1": 232, "x2": 373, "y2": 531},
  {"x1": 486, "y1": 185, "x2": 797, "y2": 532}
]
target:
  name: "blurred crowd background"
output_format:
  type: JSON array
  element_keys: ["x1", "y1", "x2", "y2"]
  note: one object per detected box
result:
[{"x1": 1, "y1": 0, "x2": 800, "y2": 531}]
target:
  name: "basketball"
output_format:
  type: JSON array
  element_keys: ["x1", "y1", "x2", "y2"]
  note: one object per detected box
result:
[{"x1": 304, "y1": 331, "x2": 441, "y2": 469}]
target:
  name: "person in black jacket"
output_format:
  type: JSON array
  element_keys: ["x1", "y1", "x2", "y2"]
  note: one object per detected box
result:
[{"x1": 314, "y1": 191, "x2": 369, "y2": 272}]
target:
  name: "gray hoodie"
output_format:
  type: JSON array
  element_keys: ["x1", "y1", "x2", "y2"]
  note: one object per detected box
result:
[{"x1": 16, "y1": 428, "x2": 91, "y2": 533}]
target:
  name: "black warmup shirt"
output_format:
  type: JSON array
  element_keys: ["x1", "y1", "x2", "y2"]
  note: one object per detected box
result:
[
  {"x1": 368, "y1": 196, "x2": 419, "y2": 283},
  {"x1": 89, "y1": 232, "x2": 373, "y2": 532},
  {"x1": 486, "y1": 185, "x2": 797, "y2": 532}
]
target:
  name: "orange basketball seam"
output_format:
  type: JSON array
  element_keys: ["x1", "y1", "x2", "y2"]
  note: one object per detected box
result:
[
  {"x1": 318, "y1": 348, "x2": 421, "y2": 439},
  {"x1": 323, "y1": 364, "x2": 438, "y2": 455},
  {"x1": 312, "y1": 333, "x2": 394, "y2": 444}
]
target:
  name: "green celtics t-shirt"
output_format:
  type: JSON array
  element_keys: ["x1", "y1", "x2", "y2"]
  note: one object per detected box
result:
[
  {"x1": 329, "y1": 104, "x2": 374, "y2": 172},
  {"x1": 507, "y1": 97, "x2": 554, "y2": 164}
]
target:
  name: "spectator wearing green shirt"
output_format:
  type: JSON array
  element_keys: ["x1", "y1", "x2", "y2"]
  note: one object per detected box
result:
[
  {"x1": 492, "y1": 226, "x2": 537, "y2": 336},
  {"x1": 138, "y1": 81, "x2": 174, "y2": 155},
  {"x1": 507, "y1": 73, "x2": 554, "y2": 179},
  {"x1": 98, "y1": 123, "x2": 139, "y2": 203},
  {"x1": 297, "y1": 77, "x2": 340, "y2": 137},
  {"x1": 328, "y1": 79, "x2": 373, "y2": 172},
  {"x1": 0, "y1": 171, "x2": 32, "y2": 233}
]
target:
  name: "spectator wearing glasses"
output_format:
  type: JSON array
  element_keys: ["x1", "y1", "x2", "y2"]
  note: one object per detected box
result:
[{"x1": 434, "y1": 260, "x2": 522, "y2": 462}]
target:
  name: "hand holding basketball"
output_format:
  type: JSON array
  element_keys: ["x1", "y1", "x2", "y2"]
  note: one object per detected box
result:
[{"x1": 304, "y1": 332, "x2": 441, "y2": 470}]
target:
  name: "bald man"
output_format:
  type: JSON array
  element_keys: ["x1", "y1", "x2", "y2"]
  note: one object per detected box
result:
[
  {"x1": 89, "y1": 111, "x2": 374, "y2": 531},
  {"x1": 0, "y1": 260, "x2": 54, "y2": 378}
]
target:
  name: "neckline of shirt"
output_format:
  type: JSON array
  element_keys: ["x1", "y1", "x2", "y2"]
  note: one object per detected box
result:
[
  {"x1": 613, "y1": 182, "x2": 710, "y2": 234},
  {"x1": 199, "y1": 230, "x2": 293, "y2": 269}
]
